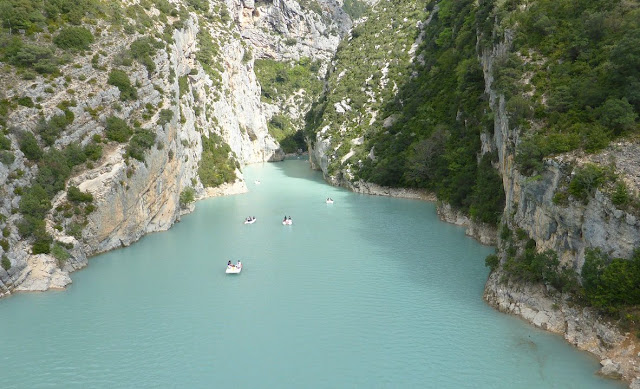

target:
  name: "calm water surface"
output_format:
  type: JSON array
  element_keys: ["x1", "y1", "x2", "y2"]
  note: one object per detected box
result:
[{"x1": 0, "y1": 159, "x2": 623, "y2": 388}]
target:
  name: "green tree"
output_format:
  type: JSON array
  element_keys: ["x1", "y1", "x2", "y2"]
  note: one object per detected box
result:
[
  {"x1": 108, "y1": 70, "x2": 137, "y2": 101},
  {"x1": 596, "y1": 98, "x2": 637, "y2": 135},
  {"x1": 18, "y1": 131, "x2": 42, "y2": 161},
  {"x1": 105, "y1": 116, "x2": 133, "y2": 142},
  {"x1": 53, "y1": 27, "x2": 94, "y2": 50}
]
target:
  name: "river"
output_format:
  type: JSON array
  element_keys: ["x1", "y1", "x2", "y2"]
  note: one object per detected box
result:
[{"x1": 0, "y1": 159, "x2": 623, "y2": 388}]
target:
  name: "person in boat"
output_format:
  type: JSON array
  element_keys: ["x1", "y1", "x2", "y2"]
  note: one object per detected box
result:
[
  {"x1": 283, "y1": 215, "x2": 287, "y2": 222},
  {"x1": 227, "y1": 260, "x2": 232, "y2": 267},
  {"x1": 288, "y1": 216, "x2": 292, "y2": 220},
  {"x1": 237, "y1": 260, "x2": 242, "y2": 267}
]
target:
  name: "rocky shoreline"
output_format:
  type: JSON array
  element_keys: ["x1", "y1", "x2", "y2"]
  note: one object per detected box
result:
[
  {"x1": 0, "y1": 177, "x2": 250, "y2": 299},
  {"x1": 485, "y1": 271, "x2": 640, "y2": 388}
]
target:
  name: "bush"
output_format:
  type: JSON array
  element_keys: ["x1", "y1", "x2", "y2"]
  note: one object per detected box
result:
[
  {"x1": 504, "y1": 247, "x2": 579, "y2": 293},
  {"x1": 568, "y1": 164, "x2": 606, "y2": 202},
  {"x1": 105, "y1": 116, "x2": 133, "y2": 142},
  {"x1": 1, "y1": 255, "x2": 10, "y2": 271},
  {"x1": 51, "y1": 243, "x2": 70, "y2": 267},
  {"x1": 32, "y1": 225, "x2": 52, "y2": 254},
  {"x1": 67, "y1": 186, "x2": 93, "y2": 203},
  {"x1": 0, "y1": 133, "x2": 11, "y2": 150},
  {"x1": 0, "y1": 150, "x2": 15, "y2": 165},
  {"x1": 18, "y1": 131, "x2": 42, "y2": 161},
  {"x1": 6, "y1": 41, "x2": 59, "y2": 75},
  {"x1": 16, "y1": 96, "x2": 34, "y2": 107},
  {"x1": 126, "y1": 129, "x2": 156, "y2": 161},
  {"x1": 178, "y1": 75, "x2": 189, "y2": 98},
  {"x1": 485, "y1": 254, "x2": 500, "y2": 272},
  {"x1": 0, "y1": 239, "x2": 8, "y2": 251},
  {"x1": 129, "y1": 37, "x2": 161, "y2": 73},
  {"x1": 469, "y1": 153, "x2": 504, "y2": 225},
  {"x1": 83, "y1": 142, "x2": 103, "y2": 161},
  {"x1": 179, "y1": 187, "x2": 195, "y2": 206},
  {"x1": 19, "y1": 184, "x2": 51, "y2": 221},
  {"x1": 611, "y1": 182, "x2": 630, "y2": 207},
  {"x1": 158, "y1": 109, "x2": 174, "y2": 126},
  {"x1": 582, "y1": 249, "x2": 640, "y2": 314},
  {"x1": 53, "y1": 27, "x2": 94, "y2": 50},
  {"x1": 108, "y1": 70, "x2": 137, "y2": 101},
  {"x1": 66, "y1": 222, "x2": 84, "y2": 239},
  {"x1": 63, "y1": 142, "x2": 87, "y2": 167},
  {"x1": 36, "y1": 149, "x2": 71, "y2": 197}
]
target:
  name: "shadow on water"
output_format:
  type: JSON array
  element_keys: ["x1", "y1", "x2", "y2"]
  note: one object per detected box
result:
[{"x1": 268, "y1": 157, "x2": 324, "y2": 182}]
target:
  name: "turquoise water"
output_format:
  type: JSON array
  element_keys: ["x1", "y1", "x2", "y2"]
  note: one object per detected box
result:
[{"x1": 0, "y1": 159, "x2": 623, "y2": 388}]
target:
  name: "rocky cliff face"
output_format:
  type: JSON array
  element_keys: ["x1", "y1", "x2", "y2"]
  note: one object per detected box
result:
[
  {"x1": 305, "y1": 2, "x2": 640, "y2": 385},
  {"x1": 0, "y1": 0, "x2": 347, "y2": 297},
  {"x1": 480, "y1": 28, "x2": 640, "y2": 387}
]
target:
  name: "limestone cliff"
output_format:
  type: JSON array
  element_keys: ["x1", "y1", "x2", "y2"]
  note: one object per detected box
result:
[
  {"x1": 480, "y1": 25, "x2": 640, "y2": 387},
  {"x1": 305, "y1": 1, "x2": 640, "y2": 385},
  {"x1": 0, "y1": 0, "x2": 347, "y2": 296}
]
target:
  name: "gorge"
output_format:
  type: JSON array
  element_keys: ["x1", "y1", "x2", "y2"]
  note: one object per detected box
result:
[{"x1": 0, "y1": 0, "x2": 639, "y2": 386}]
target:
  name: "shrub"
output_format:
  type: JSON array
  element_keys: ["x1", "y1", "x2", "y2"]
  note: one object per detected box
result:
[
  {"x1": 611, "y1": 182, "x2": 630, "y2": 207},
  {"x1": 582, "y1": 249, "x2": 640, "y2": 314},
  {"x1": 108, "y1": 70, "x2": 137, "y2": 101},
  {"x1": 16, "y1": 96, "x2": 34, "y2": 107},
  {"x1": 19, "y1": 184, "x2": 51, "y2": 221},
  {"x1": 158, "y1": 109, "x2": 174, "y2": 126},
  {"x1": 51, "y1": 243, "x2": 70, "y2": 267},
  {"x1": 84, "y1": 142, "x2": 103, "y2": 161},
  {"x1": 1, "y1": 255, "x2": 10, "y2": 271},
  {"x1": 178, "y1": 75, "x2": 189, "y2": 98},
  {"x1": 126, "y1": 129, "x2": 156, "y2": 161},
  {"x1": 53, "y1": 27, "x2": 94, "y2": 50},
  {"x1": 0, "y1": 133, "x2": 11, "y2": 150},
  {"x1": 129, "y1": 37, "x2": 162, "y2": 74},
  {"x1": 568, "y1": 164, "x2": 606, "y2": 202},
  {"x1": 36, "y1": 149, "x2": 71, "y2": 197},
  {"x1": 63, "y1": 142, "x2": 87, "y2": 167},
  {"x1": 179, "y1": 187, "x2": 195, "y2": 206},
  {"x1": 18, "y1": 131, "x2": 42, "y2": 161},
  {"x1": 105, "y1": 116, "x2": 133, "y2": 142},
  {"x1": 66, "y1": 222, "x2": 84, "y2": 239},
  {"x1": 67, "y1": 186, "x2": 93, "y2": 203},
  {"x1": 187, "y1": 0, "x2": 209, "y2": 12},
  {"x1": 0, "y1": 239, "x2": 8, "y2": 251},
  {"x1": 0, "y1": 150, "x2": 15, "y2": 165},
  {"x1": 32, "y1": 223, "x2": 52, "y2": 254},
  {"x1": 485, "y1": 254, "x2": 499, "y2": 271}
]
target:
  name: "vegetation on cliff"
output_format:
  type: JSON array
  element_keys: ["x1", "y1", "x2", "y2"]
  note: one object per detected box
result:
[
  {"x1": 254, "y1": 57, "x2": 322, "y2": 153},
  {"x1": 487, "y1": 0, "x2": 640, "y2": 175},
  {"x1": 0, "y1": 0, "x2": 242, "y2": 257},
  {"x1": 308, "y1": 0, "x2": 504, "y2": 225}
]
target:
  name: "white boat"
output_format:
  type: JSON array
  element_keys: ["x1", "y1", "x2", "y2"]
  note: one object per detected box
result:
[
  {"x1": 254, "y1": 180, "x2": 261, "y2": 184},
  {"x1": 226, "y1": 261, "x2": 242, "y2": 274},
  {"x1": 326, "y1": 198, "x2": 334, "y2": 204},
  {"x1": 282, "y1": 219, "x2": 293, "y2": 225},
  {"x1": 244, "y1": 217, "x2": 256, "y2": 224}
]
